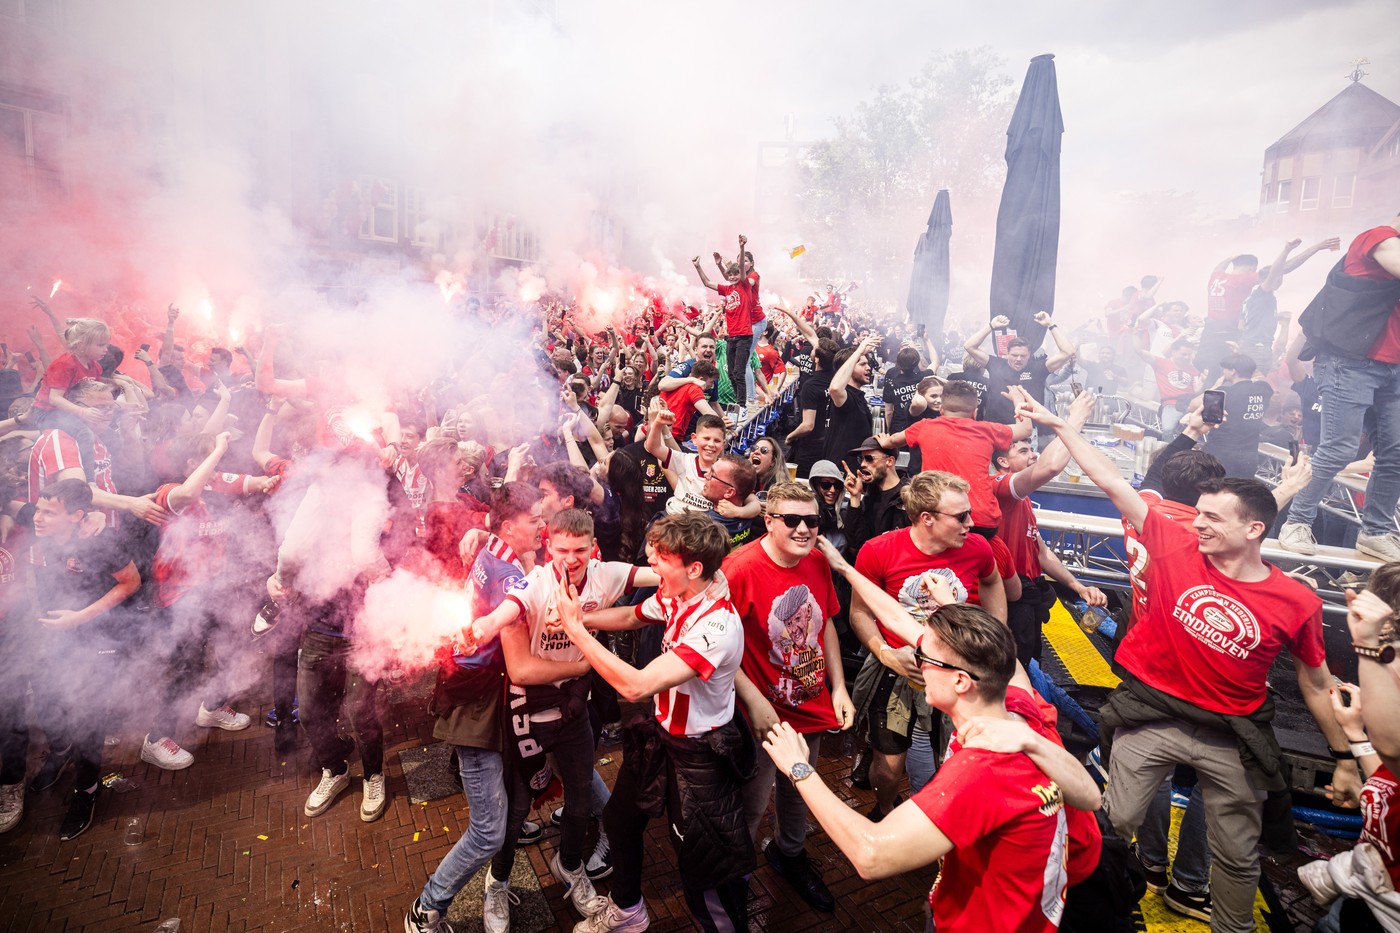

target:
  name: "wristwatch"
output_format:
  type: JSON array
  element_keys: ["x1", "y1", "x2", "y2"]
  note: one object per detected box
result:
[
  {"x1": 789, "y1": 761, "x2": 816, "y2": 782},
  {"x1": 1354, "y1": 642, "x2": 1397, "y2": 664}
]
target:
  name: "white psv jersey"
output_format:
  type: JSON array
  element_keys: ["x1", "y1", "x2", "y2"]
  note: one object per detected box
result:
[
  {"x1": 505, "y1": 559, "x2": 640, "y2": 684},
  {"x1": 634, "y1": 576, "x2": 744, "y2": 737}
]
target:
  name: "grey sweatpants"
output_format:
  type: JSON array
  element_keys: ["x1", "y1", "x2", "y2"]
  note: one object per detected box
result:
[{"x1": 1104, "y1": 719, "x2": 1266, "y2": 933}]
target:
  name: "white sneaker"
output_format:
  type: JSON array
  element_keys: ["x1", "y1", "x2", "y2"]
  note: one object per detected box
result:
[
  {"x1": 586, "y1": 829, "x2": 613, "y2": 880},
  {"x1": 196, "y1": 704, "x2": 252, "y2": 731},
  {"x1": 141, "y1": 734, "x2": 194, "y2": 770},
  {"x1": 1357, "y1": 532, "x2": 1400, "y2": 562},
  {"x1": 1277, "y1": 521, "x2": 1317, "y2": 555},
  {"x1": 304, "y1": 766, "x2": 350, "y2": 817},
  {"x1": 0, "y1": 782, "x2": 23, "y2": 833},
  {"x1": 552, "y1": 850, "x2": 607, "y2": 915},
  {"x1": 483, "y1": 872, "x2": 517, "y2": 933},
  {"x1": 573, "y1": 896, "x2": 650, "y2": 933},
  {"x1": 361, "y1": 773, "x2": 388, "y2": 822}
]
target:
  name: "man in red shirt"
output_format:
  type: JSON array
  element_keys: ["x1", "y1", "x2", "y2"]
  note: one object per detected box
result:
[
  {"x1": 847, "y1": 471, "x2": 1007, "y2": 820},
  {"x1": 1197, "y1": 253, "x2": 1259, "y2": 385},
  {"x1": 726, "y1": 482, "x2": 854, "y2": 914},
  {"x1": 763, "y1": 596, "x2": 1101, "y2": 933},
  {"x1": 1130, "y1": 326, "x2": 1199, "y2": 434},
  {"x1": 1024, "y1": 399, "x2": 1362, "y2": 933},
  {"x1": 1281, "y1": 217, "x2": 1400, "y2": 561},
  {"x1": 878, "y1": 379, "x2": 1031, "y2": 533}
]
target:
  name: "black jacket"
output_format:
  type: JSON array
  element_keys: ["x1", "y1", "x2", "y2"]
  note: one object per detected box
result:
[
  {"x1": 843, "y1": 477, "x2": 910, "y2": 557},
  {"x1": 619, "y1": 715, "x2": 757, "y2": 889},
  {"x1": 1299, "y1": 258, "x2": 1400, "y2": 361}
]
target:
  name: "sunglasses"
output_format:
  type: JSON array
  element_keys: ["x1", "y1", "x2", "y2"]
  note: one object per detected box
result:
[
  {"x1": 913, "y1": 634, "x2": 980, "y2": 681},
  {"x1": 813, "y1": 479, "x2": 841, "y2": 490},
  {"x1": 770, "y1": 513, "x2": 820, "y2": 530},
  {"x1": 933, "y1": 509, "x2": 973, "y2": 524},
  {"x1": 705, "y1": 468, "x2": 736, "y2": 491}
]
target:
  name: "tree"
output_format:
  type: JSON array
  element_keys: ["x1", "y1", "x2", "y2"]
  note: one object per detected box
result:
[{"x1": 796, "y1": 48, "x2": 1015, "y2": 305}]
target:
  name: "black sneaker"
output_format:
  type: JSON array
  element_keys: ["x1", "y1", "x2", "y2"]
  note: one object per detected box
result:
[
  {"x1": 517, "y1": 820, "x2": 543, "y2": 845},
  {"x1": 765, "y1": 843, "x2": 836, "y2": 913},
  {"x1": 866, "y1": 794, "x2": 902, "y2": 823},
  {"x1": 1130, "y1": 843, "x2": 1168, "y2": 895},
  {"x1": 273, "y1": 722, "x2": 297, "y2": 755},
  {"x1": 850, "y1": 744, "x2": 872, "y2": 790},
  {"x1": 264, "y1": 705, "x2": 299, "y2": 728},
  {"x1": 1163, "y1": 882, "x2": 1211, "y2": 923},
  {"x1": 28, "y1": 744, "x2": 73, "y2": 793},
  {"x1": 404, "y1": 896, "x2": 455, "y2": 933},
  {"x1": 59, "y1": 788, "x2": 97, "y2": 841}
]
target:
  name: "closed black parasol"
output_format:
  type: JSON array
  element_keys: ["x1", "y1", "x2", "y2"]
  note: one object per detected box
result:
[
  {"x1": 989, "y1": 53, "x2": 1063, "y2": 352},
  {"x1": 906, "y1": 188, "x2": 952, "y2": 337}
]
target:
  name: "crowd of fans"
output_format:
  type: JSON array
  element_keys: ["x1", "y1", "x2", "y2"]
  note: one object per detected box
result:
[{"x1": 2, "y1": 221, "x2": 1400, "y2": 933}]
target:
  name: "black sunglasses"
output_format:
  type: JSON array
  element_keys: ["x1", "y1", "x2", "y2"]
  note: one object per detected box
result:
[
  {"x1": 770, "y1": 513, "x2": 820, "y2": 529},
  {"x1": 913, "y1": 634, "x2": 980, "y2": 681},
  {"x1": 813, "y1": 479, "x2": 842, "y2": 490},
  {"x1": 933, "y1": 509, "x2": 973, "y2": 524}
]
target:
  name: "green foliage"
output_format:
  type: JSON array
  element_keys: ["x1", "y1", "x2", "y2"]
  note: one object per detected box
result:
[{"x1": 796, "y1": 48, "x2": 1016, "y2": 300}]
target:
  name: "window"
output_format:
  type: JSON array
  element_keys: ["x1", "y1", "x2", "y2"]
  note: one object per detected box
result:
[
  {"x1": 1334, "y1": 173, "x2": 1356, "y2": 209},
  {"x1": 1299, "y1": 176, "x2": 1321, "y2": 211},
  {"x1": 404, "y1": 187, "x2": 438, "y2": 248},
  {"x1": 358, "y1": 176, "x2": 397, "y2": 242},
  {"x1": 1276, "y1": 179, "x2": 1292, "y2": 213},
  {"x1": 0, "y1": 91, "x2": 66, "y2": 203}
]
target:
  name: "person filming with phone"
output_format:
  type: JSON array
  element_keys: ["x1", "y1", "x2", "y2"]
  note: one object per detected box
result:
[{"x1": 1192, "y1": 353, "x2": 1273, "y2": 480}]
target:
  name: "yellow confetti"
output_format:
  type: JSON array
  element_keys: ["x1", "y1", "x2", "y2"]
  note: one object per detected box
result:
[
  {"x1": 443, "y1": 826, "x2": 450, "y2": 833},
  {"x1": 242, "y1": 850, "x2": 250, "y2": 855},
  {"x1": 413, "y1": 832, "x2": 420, "y2": 842},
  {"x1": 256, "y1": 835, "x2": 268, "y2": 841}
]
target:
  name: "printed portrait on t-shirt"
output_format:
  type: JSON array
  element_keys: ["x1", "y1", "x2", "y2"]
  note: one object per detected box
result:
[
  {"x1": 897, "y1": 568, "x2": 968, "y2": 620},
  {"x1": 766, "y1": 584, "x2": 826, "y2": 708}
]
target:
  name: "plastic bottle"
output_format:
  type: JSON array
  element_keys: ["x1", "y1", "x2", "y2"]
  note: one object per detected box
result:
[{"x1": 1072, "y1": 599, "x2": 1115, "y2": 638}]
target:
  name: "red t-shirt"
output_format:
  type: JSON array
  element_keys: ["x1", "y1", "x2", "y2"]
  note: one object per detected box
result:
[
  {"x1": 0, "y1": 525, "x2": 26, "y2": 618},
  {"x1": 28, "y1": 429, "x2": 118, "y2": 527},
  {"x1": 1359, "y1": 764, "x2": 1400, "y2": 888},
  {"x1": 1123, "y1": 491, "x2": 1199, "y2": 620},
  {"x1": 1150, "y1": 356, "x2": 1198, "y2": 405},
  {"x1": 1115, "y1": 507, "x2": 1325, "y2": 715},
  {"x1": 724, "y1": 540, "x2": 841, "y2": 732},
  {"x1": 904, "y1": 417, "x2": 1014, "y2": 527},
  {"x1": 755, "y1": 342, "x2": 781, "y2": 380},
  {"x1": 913, "y1": 743, "x2": 1068, "y2": 932},
  {"x1": 1347, "y1": 226, "x2": 1400, "y2": 362},
  {"x1": 994, "y1": 471, "x2": 1041, "y2": 578},
  {"x1": 853, "y1": 528, "x2": 996, "y2": 650},
  {"x1": 661, "y1": 382, "x2": 705, "y2": 437},
  {"x1": 1206, "y1": 270, "x2": 1258, "y2": 324},
  {"x1": 35, "y1": 353, "x2": 101, "y2": 411},
  {"x1": 745, "y1": 272, "x2": 765, "y2": 326},
  {"x1": 989, "y1": 533, "x2": 1016, "y2": 586},
  {"x1": 151, "y1": 483, "x2": 227, "y2": 608},
  {"x1": 1001, "y1": 687, "x2": 1103, "y2": 887}
]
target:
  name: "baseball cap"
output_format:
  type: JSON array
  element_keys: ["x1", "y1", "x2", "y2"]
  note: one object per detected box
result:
[
  {"x1": 849, "y1": 436, "x2": 895, "y2": 455},
  {"x1": 808, "y1": 460, "x2": 843, "y2": 482}
]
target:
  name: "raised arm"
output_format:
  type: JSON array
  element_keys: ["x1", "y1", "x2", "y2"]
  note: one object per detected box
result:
[
  {"x1": 962, "y1": 315, "x2": 1005, "y2": 367},
  {"x1": 1034, "y1": 311, "x2": 1077, "y2": 372},
  {"x1": 692, "y1": 257, "x2": 719, "y2": 292},
  {"x1": 828, "y1": 335, "x2": 877, "y2": 408},
  {"x1": 1002, "y1": 387, "x2": 1095, "y2": 495},
  {"x1": 1017, "y1": 395, "x2": 1149, "y2": 532},
  {"x1": 158, "y1": 304, "x2": 179, "y2": 365},
  {"x1": 165, "y1": 431, "x2": 231, "y2": 513},
  {"x1": 254, "y1": 325, "x2": 309, "y2": 398}
]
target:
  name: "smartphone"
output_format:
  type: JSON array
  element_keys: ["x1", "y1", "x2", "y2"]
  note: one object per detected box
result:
[
  {"x1": 24, "y1": 351, "x2": 35, "y2": 365},
  {"x1": 1201, "y1": 390, "x2": 1225, "y2": 425},
  {"x1": 140, "y1": 343, "x2": 150, "y2": 351},
  {"x1": 1071, "y1": 382, "x2": 1083, "y2": 397},
  {"x1": 1288, "y1": 439, "x2": 1300, "y2": 465}
]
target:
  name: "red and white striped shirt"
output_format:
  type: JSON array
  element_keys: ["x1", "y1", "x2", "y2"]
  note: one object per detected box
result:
[
  {"x1": 28, "y1": 429, "x2": 118, "y2": 526},
  {"x1": 634, "y1": 577, "x2": 744, "y2": 737}
]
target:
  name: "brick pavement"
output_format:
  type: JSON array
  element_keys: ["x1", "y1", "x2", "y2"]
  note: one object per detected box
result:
[{"x1": 0, "y1": 675, "x2": 937, "y2": 932}]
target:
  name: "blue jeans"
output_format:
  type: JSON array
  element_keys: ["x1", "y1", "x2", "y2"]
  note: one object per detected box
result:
[
  {"x1": 907, "y1": 723, "x2": 936, "y2": 794},
  {"x1": 419, "y1": 746, "x2": 507, "y2": 912},
  {"x1": 1135, "y1": 779, "x2": 1210, "y2": 893},
  {"x1": 1288, "y1": 351, "x2": 1400, "y2": 536}
]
